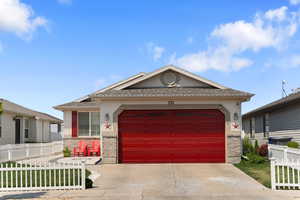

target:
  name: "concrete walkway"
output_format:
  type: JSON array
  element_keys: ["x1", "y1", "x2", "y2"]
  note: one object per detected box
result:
[{"x1": 2, "y1": 164, "x2": 300, "y2": 200}]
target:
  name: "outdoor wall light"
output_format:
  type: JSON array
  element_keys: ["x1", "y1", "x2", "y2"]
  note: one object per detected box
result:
[
  {"x1": 105, "y1": 113, "x2": 110, "y2": 121},
  {"x1": 233, "y1": 112, "x2": 239, "y2": 121}
]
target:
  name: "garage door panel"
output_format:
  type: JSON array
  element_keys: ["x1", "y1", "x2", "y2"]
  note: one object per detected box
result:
[{"x1": 118, "y1": 109, "x2": 225, "y2": 163}]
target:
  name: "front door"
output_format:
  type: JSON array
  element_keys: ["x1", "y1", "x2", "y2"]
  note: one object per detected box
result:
[{"x1": 15, "y1": 119, "x2": 21, "y2": 144}]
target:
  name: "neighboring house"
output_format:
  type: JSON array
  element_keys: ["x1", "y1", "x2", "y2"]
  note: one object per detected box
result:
[
  {"x1": 0, "y1": 98, "x2": 62, "y2": 145},
  {"x1": 242, "y1": 90, "x2": 300, "y2": 145},
  {"x1": 54, "y1": 65, "x2": 253, "y2": 164}
]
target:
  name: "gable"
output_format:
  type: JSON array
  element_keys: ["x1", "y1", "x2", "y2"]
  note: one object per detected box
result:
[
  {"x1": 127, "y1": 70, "x2": 216, "y2": 89},
  {"x1": 114, "y1": 65, "x2": 227, "y2": 90}
]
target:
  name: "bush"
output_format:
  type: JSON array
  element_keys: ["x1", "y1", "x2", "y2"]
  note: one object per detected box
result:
[
  {"x1": 85, "y1": 169, "x2": 93, "y2": 188},
  {"x1": 246, "y1": 153, "x2": 265, "y2": 164},
  {"x1": 86, "y1": 178, "x2": 93, "y2": 188},
  {"x1": 258, "y1": 144, "x2": 268, "y2": 157},
  {"x1": 63, "y1": 147, "x2": 71, "y2": 157},
  {"x1": 254, "y1": 140, "x2": 259, "y2": 154},
  {"x1": 287, "y1": 141, "x2": 299, "y2": 148},
  {"x1": 243, "y1": 137, "x2": 254, "y2": 155}
]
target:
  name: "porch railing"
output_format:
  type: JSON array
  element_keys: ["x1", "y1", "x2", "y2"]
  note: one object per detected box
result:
[{"x1": 0, "y1": 141, "x2": 63, "y2": 163}]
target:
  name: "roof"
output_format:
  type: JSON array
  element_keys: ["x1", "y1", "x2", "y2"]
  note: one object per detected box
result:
[
  {"x1": 54, "y1": 101, "x2": 100, "y2": 110},
  {"x1": 0, "y1": 98, "x2": 62, "y2": 123},
  {"x1": 243, "y1": 91, "x2": 300, "y2": 118},
  {"x1": 94, "y1": 88, "x2": 253, "y2": 99},
  {"x1": 54, "y1": 65, "x2": 253, "y2": 110}
]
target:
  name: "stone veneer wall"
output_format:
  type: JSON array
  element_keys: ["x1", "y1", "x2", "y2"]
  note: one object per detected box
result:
[{"x1": 227, "y1": 136, "x2": 241, "y2": 163}]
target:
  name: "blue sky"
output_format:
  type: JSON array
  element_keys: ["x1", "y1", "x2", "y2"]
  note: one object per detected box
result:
[{"x1": 1, "y1": 0, "x2": 300, "y2": 119}]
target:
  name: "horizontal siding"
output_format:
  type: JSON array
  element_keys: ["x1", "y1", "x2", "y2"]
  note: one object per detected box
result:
[
  {"x1": 270, "y1": 130, "x2": 300, "y2": 144},
  {"x1": 269, "y1": 102, "x2": 300, "y2": 132}
]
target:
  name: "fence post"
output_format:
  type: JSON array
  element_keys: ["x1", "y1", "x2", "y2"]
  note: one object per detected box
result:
[
  {"x1": 26, "y1": 144, "x2": 30, "y2": 158},
  {"x1": 270, "y1": 158, "x2": 276, "y2": 190},
  {"x1": 81, "y1": 161, "x2": 86, "y2": 190},
  {"x1": 284, "y1": 147, "x2": 288, "y2": 162},
  {"x1": 8, "y1": 149, "x2": 11, "y2": 161}
]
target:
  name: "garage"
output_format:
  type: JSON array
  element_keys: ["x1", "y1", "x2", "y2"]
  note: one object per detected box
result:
[{"x1": 118, "y1": 109, "x2": 225, "y2": 163}]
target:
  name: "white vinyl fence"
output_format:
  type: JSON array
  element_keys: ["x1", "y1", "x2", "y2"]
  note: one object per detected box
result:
[
  {"x1": 268, "y1": 144, "x2": 300, "y2": 162},
  {"x1": 271, "y1": 159, "x2": 300, "y2": 190},
  {"x1": 0, "y1": 161, "x2": 85, "y2": 191},
  {"x1": 0, "y1": 141, "x2": 63, "y2": 163}
]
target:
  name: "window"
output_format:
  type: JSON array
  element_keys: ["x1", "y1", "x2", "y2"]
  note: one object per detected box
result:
[
  {"x1": 78, "y1": 112, "x2": 100, "y2": 137},
  {"x1": 250, "y1": 117, "x2": 255, "y2": 138},
  {"x1": 0, "y1": 114, "x2": 2, "y2": 138},
  {"x1": 263, "y1": 113, "x2": 270, "y2": 138},
  {"x1": 24, "y1": 119, "x2": 29, "y2": 138}
]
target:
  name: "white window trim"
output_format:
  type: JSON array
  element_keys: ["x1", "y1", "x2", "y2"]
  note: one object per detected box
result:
[{"x1": 77, "y1": 111, "x2": 100, "y2": 137}]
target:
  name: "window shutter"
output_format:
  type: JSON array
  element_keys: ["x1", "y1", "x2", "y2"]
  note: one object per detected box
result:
[{"x1": 72, "y1": 111, "x2": 78, "y2": 137}]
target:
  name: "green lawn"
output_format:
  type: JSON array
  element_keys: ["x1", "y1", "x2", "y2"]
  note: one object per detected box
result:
[
  {"x1": 234, "y1": 160, "x2": 271, "y2": 188},
  {"x1": 0, "y1": 162, "x2": 91, "y2": 188}
]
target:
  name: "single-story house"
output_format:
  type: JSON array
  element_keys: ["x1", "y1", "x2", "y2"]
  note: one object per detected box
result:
[
  {"x1": 242, "y1": 90, "x2": 300, "y2": 145},
  {"x1": 0, "y1": 98, "x2": 63, "y2": 145},
  {"x1": 54, "y1": 65, "x2": 253, "y2": 163}
]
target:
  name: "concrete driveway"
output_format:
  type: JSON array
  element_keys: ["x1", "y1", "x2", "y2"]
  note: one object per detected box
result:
[{"x1": 1, "y1": 164, "x2": 300, "y2": 200}]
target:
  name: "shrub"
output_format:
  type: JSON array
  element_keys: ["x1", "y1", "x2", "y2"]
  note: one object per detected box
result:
[
  {"x1": 63, "y1": 147, "x2": 71, "y2": 157},
  {"x1": 86, "y1": 178, "x2": 93, "y2": 188},
  {"x1": 246, "y1": 153, "x2": 265, "y2": 164},
  {"x1": 287, "y1": 141, "x2": 299, "y2": 148},
  {"x1": 85, "y1": 169, "x2": 93, "y2": 188},
  {"x1": 258, "y1": 144, "x2": 268, "y2": 157},
  {"x1": 243, "y1": 136, "x2": 254, "y2": 155},
  {"x1": 254, "y1": 140, "x2": 259, "y2": 154}
]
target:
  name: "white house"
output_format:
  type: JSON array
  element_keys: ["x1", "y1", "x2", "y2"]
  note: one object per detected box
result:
[{"x1": 0, "y1": 98, "x2": 62, "y2": 145}]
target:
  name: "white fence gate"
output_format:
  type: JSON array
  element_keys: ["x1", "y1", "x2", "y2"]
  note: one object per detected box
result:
[
  {"x1": 0, "y1": 161, "x2": 85, "y2": 192},
  {"x1": 0, "y1": 141, "x2": 63, "y2": 163},
  {"x1": 270, "y1": 158, "x2": 300, "y2": 190}
]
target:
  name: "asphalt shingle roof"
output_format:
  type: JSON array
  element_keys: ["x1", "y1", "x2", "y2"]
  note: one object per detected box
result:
[
  {"x1": 94, "y1": 88, "x2": 253, "y2": 98},
  {"x1": 243, "y1": 91, "x2": 300, "y2": 118}
]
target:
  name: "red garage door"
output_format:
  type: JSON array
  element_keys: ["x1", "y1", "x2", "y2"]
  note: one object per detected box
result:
[{"x1": 118, "y1": 109, "x2": 225, "y2": 163}]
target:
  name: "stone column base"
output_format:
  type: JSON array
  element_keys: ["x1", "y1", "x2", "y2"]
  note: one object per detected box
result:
[
  {"x1": 227, "y1": 135, "x2": 241, "y2": 163},
  {"x1": 102, "y1": 136, "x2": 117, "y2": 163}
]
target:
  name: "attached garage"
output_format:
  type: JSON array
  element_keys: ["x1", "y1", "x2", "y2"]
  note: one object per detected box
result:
[{"x1": 118, "y1": 109, "x2": 225, "y2": 163}]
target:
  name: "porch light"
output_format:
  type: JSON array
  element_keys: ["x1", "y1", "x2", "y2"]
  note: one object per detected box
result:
[
  {"x1": 233, "y1": 112, "x2": 239, "y2": 121},
  {"x1": 105, "y1": 113, "x2": 110, "y2": 121}
]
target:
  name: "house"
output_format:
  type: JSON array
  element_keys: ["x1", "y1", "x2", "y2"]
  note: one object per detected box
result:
[
  {"x1": 242, "y1": 90, "x2": 300, "y2": 145},
  {"x1": 0, "y1": 98, "x2": 62, "y2": 145},
  {"x1": 54, "y1": 65, "x2": 253, "y2": 164}
]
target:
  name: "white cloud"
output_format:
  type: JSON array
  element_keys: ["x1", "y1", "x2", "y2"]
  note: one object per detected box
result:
[
  {"x1": 0, "y1": 0, "x2": 47, "y2": 40},
  {"x1": 265, "y1": 6, "x2": 288, "y2": 21},
  {"x1": 289, "y1": 0, "x2": 300, "y2": 5},
  {"x1": 170, "y1": 6, "x2": 299, "y2": 72},
  {"x1": 57, "y1": 0, "x2": 72, "y2": 5},
  {"x1": 146, "y1": 42, "x2": 165, "y2": 61}
]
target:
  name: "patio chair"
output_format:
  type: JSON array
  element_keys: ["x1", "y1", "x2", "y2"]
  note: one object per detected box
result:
[
  {"x1": 88, "y1": 140, "x2": 101, "y2": 156},
  {"x1": 73, "y1": 140, "x2": 88, "y2": 156}
]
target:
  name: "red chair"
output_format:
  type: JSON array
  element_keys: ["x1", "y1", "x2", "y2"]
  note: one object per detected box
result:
[
  {"x1": 73, "y1": 141, "x2": 88, "y2": 156},
  {"x1": 88, "y1": 140, "x2": 101, "y2": 156}
]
